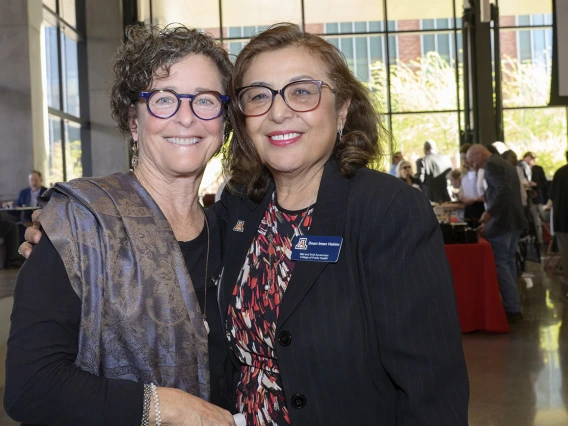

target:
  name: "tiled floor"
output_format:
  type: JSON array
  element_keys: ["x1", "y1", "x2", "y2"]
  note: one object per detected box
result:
[{"x1": 0, "y1": 260, "x2": 566, "y2": 425}]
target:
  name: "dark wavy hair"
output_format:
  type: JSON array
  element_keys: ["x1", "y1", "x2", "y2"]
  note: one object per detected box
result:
[
  {"x1": 110, "y1": 24, "x2": 233, "y2": 139},
  {"x1": 226, "y1": 23, "x2": 387, "y2": 201}
]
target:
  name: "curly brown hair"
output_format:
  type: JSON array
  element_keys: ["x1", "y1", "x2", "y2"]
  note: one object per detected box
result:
[
  {"x1": 226, "y1": 23, "x2": 387, "y2": 201},
  {"x1": 110, "y1": 24, "x2": 233, "y2": 137}
]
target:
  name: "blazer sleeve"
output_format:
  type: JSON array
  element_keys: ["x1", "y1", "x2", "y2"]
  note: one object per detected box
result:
[
  {"x1": 364, "y1": 186, "x2": 469, "y2": 425},
  {"x1": 484, "y1": 159, "x2": 509, "y2": 217},
  {"x1": 14, "y1": 189, "x2": 26, "y2": 207}
]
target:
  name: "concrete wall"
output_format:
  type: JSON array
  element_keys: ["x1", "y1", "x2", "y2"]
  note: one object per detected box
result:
[
  {"x1": 0, "y1": 0, "x2": 43, "y2": 201},
  {"x1": 85, "y1": 0, "x2": 129, "y2": 176}
]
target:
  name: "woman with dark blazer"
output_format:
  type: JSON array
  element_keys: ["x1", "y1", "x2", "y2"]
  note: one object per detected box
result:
[{"x1": 212, "y1": 23, "x2": 469, "y2": 425}]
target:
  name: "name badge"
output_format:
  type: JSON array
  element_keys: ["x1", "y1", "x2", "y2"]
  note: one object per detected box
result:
[{"x1": 291, "y1": 236, "x2": 343, "y2": 263}]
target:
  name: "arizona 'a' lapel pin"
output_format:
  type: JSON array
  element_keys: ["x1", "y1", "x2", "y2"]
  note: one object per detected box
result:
[{"x1": 233, "y1": 220, "x2": 245, "y2": 232}]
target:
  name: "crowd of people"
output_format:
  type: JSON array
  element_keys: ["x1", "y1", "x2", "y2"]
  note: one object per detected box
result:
[{"x1": 390, "y1": 141, "x2": 568, "y2": 321}]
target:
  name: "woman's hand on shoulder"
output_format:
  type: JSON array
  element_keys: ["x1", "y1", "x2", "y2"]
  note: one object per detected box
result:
[
  {"x1": 19, "y1": 209, "x2": 43, "y2": 258},
  {"x1": 156, "y1": 387, "x2": 236, "y2": 426}
]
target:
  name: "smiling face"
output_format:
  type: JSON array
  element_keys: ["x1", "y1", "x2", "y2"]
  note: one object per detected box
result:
[
  {"x1": 241, "y1": 46, "x2": 349, "y2": 180},
  {"x1": 130, "y1": 54, "x2": 225, "y2": 179}
]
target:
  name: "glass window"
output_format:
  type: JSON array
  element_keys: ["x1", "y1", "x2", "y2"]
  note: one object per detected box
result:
[
  {"x1": 436, "y1": 18, "x2": 451, "y2": 30},
  {"x1": 422, "y1": 34, "x2": 436, "y2": 55},
  {"x1": 48, "y1": 116, "x2": 64, "y2": 185},
  {"x1": 42, "y1": 0, "x2": 85, "y2": 183},
  {"x1": 369, "y1": 34, "x2": 384, "y2": 64},
  {"x1": 422, "y1": 19, "x2": 435, "y2": 30},
  {"x1": 387, "y1": 0, "x2": 453, "y2": 21},
  {"x1": 151, "y1": 0, "x2": 220, "y2": 29},
  {"x1": 227, "y1": 27, "x2": 242, "y2": 38},
  {"x1": 503, "y1": 108, "x2": 567, "y2": 178},
  {"x1": 43, "y1": 0, "x2": 57, "y2": 11},
  {"x1": 340, "y1": 37, "x2": 355, "y2": 71},
  {"x1": 326, "y1": 23, "x2": 339, "y2": 34},
  {"x1": 222, "y1": 0, "x2": 302, "y2": 29},
  {"x1": 354, "y1": 22, "x2": 366, "y2": 33},
  {"x1": 305, "y1": 0, "x2": 383, "y2": 27},
  {"x1": 43, "y1": 13, "x2": 60, "y2": 110},
  {"x1": 391, "y1": 112, "x2": 460, "y2": 167},
  {"x1": 355, "y1": 36, "x2": 369, "y2": 81},
  {"x1": 369, "y1": 21, "x2": 382, "y2": 32},
  {"x1": 59, "y1": 0, "x2": 76, "y2": 27},
  {"x1": 137, "y1": 0, "x2": 150, "y2": 23},
  {"x1": 227, "y1": 41, "x2": 245, "y2": 57},
  {"x1": 498, "y1": 0, "x2": 552, "y2": 21},
  {"x1": 517, "y1": 15, "x2": 531, "y2": 26},
  {"x1": 500, "y1": 29, "x2": 553, "y2": 107},
  {"x1": 61, "y1": 28, "x2": 80, "y2": 117},
  {"x1": 437, "y1": 33, "x2": 451, "y2": 63},
  {"x1": 65, "y1": 121, "x2": 82, "y2": 180},
  {"x1": 387, "y1": 22, "x2": 397, "y2": 63},
  {"x1": 243, "y1": 26, "x2": 257, "y2": 37},
  {"x1": 389, "y1": 33, "x2": 459, "y2": 112},
  {"x1": 340, "y1": 22, "x2": 352, "y2": 33}
]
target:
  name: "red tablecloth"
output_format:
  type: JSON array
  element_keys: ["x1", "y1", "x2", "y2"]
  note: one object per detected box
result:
[{"x1": 444, "y1": 238, "x2": 510, "y2": 333}]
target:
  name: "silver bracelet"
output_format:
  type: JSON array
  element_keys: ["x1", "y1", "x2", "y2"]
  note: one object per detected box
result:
[
  {"x1": 141, "y1": 384, "x2": 152, "y2": 426},
  {"x1": 150, "y1": 383, "x2": 162, "y2": 426}
]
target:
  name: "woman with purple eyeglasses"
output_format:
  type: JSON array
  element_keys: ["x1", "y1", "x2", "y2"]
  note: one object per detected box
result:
[{"x1": 4, "y1": 25, "x2": 237, "y2": 426}]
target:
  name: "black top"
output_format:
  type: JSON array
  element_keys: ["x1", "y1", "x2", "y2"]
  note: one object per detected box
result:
[
  {"x1": 483, "y1": 154, "x2": 527, "y2": 238},
  {"x1": 4, "y1": 210, "x2": 228, "y2": 425},
  {"x1": 530, "y1": 165, "x2": 549, "y2": 205},
  {"x1": 550, "y1": 164, "x2": 568, "y2": 233}
]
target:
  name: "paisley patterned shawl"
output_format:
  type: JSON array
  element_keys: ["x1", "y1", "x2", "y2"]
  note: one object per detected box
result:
[{"x1": 38, "y1": 172, "x2": 209, "y2": 399}]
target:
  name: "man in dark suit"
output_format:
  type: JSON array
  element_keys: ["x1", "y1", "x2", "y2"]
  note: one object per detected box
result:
[
  {"x1": 13, "y1": 170, "x2": 47, "y2": 242},
  {"x1": 467, "y1": 144, "x2": 528, "y2": 320},
  {"x1": 546, "y1": 151, "x2": 568, "y2": 289},
  {"x1": 530, "y1": 158, "x2": 548, "y2": 245},
  {"x1": 417, "y1": 140, "x2": 452, "y2": 203}
]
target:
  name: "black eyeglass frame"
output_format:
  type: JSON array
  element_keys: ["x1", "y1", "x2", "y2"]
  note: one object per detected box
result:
[
  {"x1": 139, "y1": 89, "x2": 230, "y2": 120},
  {"x1": 236, "y1": 79, "x2": 335, "y2": 117}
]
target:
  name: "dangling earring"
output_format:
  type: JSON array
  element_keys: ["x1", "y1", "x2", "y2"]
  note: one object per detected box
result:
[
  {"x1": 131, "y1": 140, "x2": 139, "y2": 170},
  {"x1": 221, "y1": 126, "x2": 231, "y2": 170},
  {"x1": 221, "y1": 144, "x2": 229, "y2": 170},
  {"x1": 338, "y1": 126, "x2": 343, "y2": 141}
]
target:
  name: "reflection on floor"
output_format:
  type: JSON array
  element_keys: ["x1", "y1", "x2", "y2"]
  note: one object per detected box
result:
[
  {"x1": 0, "y1": 259, "x2": 566, "y2": 425},
  {"x1": 466, "y1": 259, "x2": 568, "y2": 426}
]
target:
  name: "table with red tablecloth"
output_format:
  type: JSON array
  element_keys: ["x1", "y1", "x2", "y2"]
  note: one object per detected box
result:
[{"x1": 444, "y1": 238, "x2": 510, "y2": 333}]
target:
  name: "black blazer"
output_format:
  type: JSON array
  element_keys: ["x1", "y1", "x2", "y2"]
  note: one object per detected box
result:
[
  {"x1": 212, "y1": 161, "x2": 469, "y2": 425},
  {"x1": 483, "y1": 154, "x2": 528, "y2": 238},
  {"x1": 530, "y1": 164, "x2": 548, "y2": 205}
]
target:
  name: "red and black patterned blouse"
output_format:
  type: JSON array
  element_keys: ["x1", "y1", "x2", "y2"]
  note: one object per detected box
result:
[{"x1": 226, "y1": 193, "x2": 314, "y2": 426}]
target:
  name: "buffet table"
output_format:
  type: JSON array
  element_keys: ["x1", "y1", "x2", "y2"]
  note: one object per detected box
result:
[{"x1": 444, "y1": 238, "x2": 510, "y2": 333}]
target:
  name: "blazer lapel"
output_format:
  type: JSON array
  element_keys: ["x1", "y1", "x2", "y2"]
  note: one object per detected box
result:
[
  {"x1": 219, "y1": 186, "x2": 274, "y2": 324},
  {"x1": 277, "y1": 161, "x2": 349, "y2": 329}
]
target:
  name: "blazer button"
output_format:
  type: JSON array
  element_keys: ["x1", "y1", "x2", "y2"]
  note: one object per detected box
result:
[
  {"x1": 277, "y1": 330, "x2": 292, "y2": 346},
  {"x1": 291, "y1": 393, "x2": 307, "y2": 409}
]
